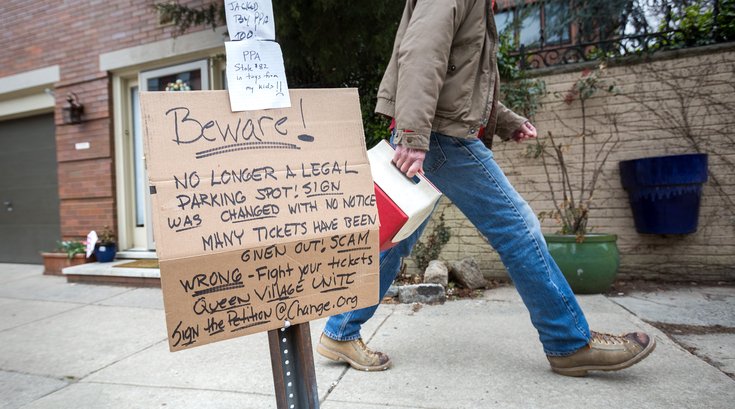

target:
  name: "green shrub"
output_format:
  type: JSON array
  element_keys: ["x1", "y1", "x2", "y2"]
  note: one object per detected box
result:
[{"x1": 56, "y1": 240, "x2": 86, "y2": 260}]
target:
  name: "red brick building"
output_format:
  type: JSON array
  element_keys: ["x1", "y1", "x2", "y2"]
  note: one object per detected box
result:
[{"x1": 1, "y1": 0, "x2": 226, "y2": 264}]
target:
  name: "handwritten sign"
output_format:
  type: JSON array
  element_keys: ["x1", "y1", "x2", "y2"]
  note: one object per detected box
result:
[
  {"x1": 141, "y1": 89, "x2": 380, "y2": 351},
  {"x1": 225, "y1": 40, "x2": 290, "y2": 112},
  {"x1": 224, "y1": 0, "x2": 275, "y2": 41}
]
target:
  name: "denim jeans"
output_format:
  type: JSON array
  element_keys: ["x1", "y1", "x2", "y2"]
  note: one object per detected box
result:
[{"x1": 323, "y1": 132, "x2": 591, "y2": 356}]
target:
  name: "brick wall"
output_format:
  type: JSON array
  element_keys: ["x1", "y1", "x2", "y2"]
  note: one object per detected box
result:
[
  {"x1": 1, "y1": 0, "x2": 208, "y2": 240},
  {"x1": 406, "y1": 45, "x2": 735, "y2": 283}
]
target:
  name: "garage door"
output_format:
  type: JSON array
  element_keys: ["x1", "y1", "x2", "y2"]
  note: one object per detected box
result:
[{"x1": 0, "y1": 114, "x2": 60, "y2": 263}]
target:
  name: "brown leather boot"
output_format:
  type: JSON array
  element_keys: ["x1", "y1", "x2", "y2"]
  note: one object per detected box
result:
[
  {"x1": 548, "y1": 331, "x2": 656, "y2": 377},
  {"x1": 317, "y1": 333, "x2": 392, "y2": 371}
]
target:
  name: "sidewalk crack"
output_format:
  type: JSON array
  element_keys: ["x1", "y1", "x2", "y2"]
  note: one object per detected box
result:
[
  {"x1": 73, "y1": 338, "x2": 168, "y2": 384},
  {"x1": 0, "y1": 303, "x2": 87, "y2": 334}
]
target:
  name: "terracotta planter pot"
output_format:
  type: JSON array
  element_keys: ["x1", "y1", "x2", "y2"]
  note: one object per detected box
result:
[{"x1": 41, "y1": 252, "x2": 90, "y2": 275}]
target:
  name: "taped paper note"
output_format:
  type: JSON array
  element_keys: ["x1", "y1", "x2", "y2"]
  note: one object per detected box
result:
[
  {"x1": 224, "y1": 0, "x2": 276, "y2": 41},
  {"x1": 225, "y1": 40, "x2": 290, "y2": 111}
]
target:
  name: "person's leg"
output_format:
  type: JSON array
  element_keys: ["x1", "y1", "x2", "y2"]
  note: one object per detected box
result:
[
  {"x1": 422, "y1": 134, "x2": 590, "y2": 355},
  {"x1": 323, "y1": 219, "x2": 428, "y2": 341},
  {"x1": 424, "y1": 133, "x2": 654, "y2": 374},
  {"x1": 318, "y1": 201, "x2": 432, "y2": 371},
  {"x1": 320, "y1": 132, "x2": 654, "y2": 374}
]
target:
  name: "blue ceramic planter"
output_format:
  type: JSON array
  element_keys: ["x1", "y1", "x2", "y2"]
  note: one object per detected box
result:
[
  {"x1": 94, "y1": 244, "x2": 117, "y2": 263},
  {"x1": 619, "y1": 153, "x2": 708, "y2": 234}
]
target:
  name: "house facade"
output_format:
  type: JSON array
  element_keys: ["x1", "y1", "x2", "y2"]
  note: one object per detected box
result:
[{"x1": 0, "y1": 0, "x2": 226, "y2": 264}]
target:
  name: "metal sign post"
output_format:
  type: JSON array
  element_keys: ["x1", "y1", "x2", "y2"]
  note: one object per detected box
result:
[{"x1": 268, "y1": 322, "x2": 320, "y2": 409}]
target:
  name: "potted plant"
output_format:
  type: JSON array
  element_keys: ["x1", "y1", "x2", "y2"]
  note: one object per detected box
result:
[
  {"x1": 529, "y1": 65, "x2": 621, "y2": 294},
  {"x1": 616, "y1": 61, "x2": 732, "y2": 234},
  {"x1": 619, "y1": 153, "x2": 708, "y2": 234},
  {"x1": 93, "y1": 226, "x2": 117, "y2": 263},
  {"x1": 41, "y1": 240, "x2": 90, "y2": 275}
]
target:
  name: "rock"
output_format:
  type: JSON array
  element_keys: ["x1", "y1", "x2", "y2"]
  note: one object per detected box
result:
[
  {"x1": 398, "y1": 283, "x2": 446, "y2": 304},
  {"x1": 423, "y1": 260, "x2": 449, "y2": 286},
  {"x1": 449, "y1": 257, "x2": 488, "y2": 289},
  {"x1": 384, "y1": 285, "x2": 399, "y2": 299}
]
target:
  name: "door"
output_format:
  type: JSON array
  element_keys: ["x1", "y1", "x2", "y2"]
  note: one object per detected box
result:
[
  {"x1": 0, "y1": 114, "x2": 60, "y2": 263},
  {"x1": 120, "y1": 60, "x2": 210, "y2": 252}
]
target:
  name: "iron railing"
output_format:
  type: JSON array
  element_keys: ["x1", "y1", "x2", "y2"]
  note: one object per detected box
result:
[
  {"x1": 517, "y1": 0, "x2": 731, "y2": 69},
  {"x1": 518, "y1": 30, "x2": 681, "y2": 69}
]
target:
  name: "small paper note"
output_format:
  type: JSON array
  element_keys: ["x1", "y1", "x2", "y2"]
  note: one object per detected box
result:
[
  {"x1": 225, "y1": 40, "x2": 290, "y2": 111},
  {"x1": 224, "y1": 0, "x2": 275, "y2": 41}
]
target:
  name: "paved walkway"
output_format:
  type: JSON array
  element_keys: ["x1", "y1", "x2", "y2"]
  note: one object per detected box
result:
[{"x1": 1, "y1": 264, "x2": 733, "y2": 408}]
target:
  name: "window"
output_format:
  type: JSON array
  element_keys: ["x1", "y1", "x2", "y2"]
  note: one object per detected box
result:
[
  {"x1": 495, "y1": 10, "x2": 514, "y2": 34},
  {"x1": 145, "y1": 69, "x2": 202, "y2": 92},
  {"x1": 519, "y1": 5, "x2": 542, "y2": 47},
  {"x1": 495, "y1": 1, "x2": 571, "y2": 48},
  {"x1": 544, "y1": 1, "x2": 571, "y2": 45}
]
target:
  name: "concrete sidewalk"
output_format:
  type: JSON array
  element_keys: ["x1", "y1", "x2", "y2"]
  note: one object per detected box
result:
[{"x1": 1, "y1": 264, "x2": 733, "y2": 409}]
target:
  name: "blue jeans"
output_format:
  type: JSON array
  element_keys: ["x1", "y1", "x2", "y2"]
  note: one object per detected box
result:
[{"x1": 324, "y1": 133, "x2": 591, "y2": 356}]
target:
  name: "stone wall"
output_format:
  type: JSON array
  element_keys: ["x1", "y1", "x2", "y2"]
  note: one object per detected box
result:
[{"x1": 406, "y1": 44, "x2": 735, "y2": 283}]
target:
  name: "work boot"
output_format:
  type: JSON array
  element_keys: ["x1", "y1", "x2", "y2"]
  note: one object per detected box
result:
[
  {"x1": 317, "y1": 333, "x2": 392, "y2": 371},
  {"x1": 548, "y1": 331, "x2": 656, "y2": 377}
]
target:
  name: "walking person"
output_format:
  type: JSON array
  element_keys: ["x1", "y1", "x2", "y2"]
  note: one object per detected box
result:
[{"x1": 317, "y1": 0, "x2": 655, "y2": 377}]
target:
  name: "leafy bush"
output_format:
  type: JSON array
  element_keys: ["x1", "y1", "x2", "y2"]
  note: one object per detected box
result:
[
  {"x1": 655, "y1": 0, "x2": 735, "y2": 48},
  {"x1": 497, "y1": 31, "x2": 546, "y2": 120},
  {"x1": 56, "y1": 240, "x2": 86, "y2": 260}
]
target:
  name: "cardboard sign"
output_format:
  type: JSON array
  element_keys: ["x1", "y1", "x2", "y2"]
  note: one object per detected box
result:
[
  {"x1": 225, "y1": 40, "x2": 290, "y2": 112},
  {"x1": 224, "y1": 0, "x2": 276, "y2": 41},
  {"x1": 140, "y1": 89, "x2": 379, "y2": 351}
]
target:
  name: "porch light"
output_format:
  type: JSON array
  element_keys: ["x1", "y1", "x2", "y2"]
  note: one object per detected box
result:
[{"x1": 62, "y1": 92, "x2": 84, "y2": 124}]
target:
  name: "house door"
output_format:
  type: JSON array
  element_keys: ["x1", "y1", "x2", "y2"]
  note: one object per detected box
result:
[
  {"x1": 0, "y1": 114, "x2": 60, "y2": 263},
  {"x1": 119, "y1": 60, "x2": 210, "y2": 253},
  {"x1": 127, "y1": 81, "x2": 151, "y2": 250}
]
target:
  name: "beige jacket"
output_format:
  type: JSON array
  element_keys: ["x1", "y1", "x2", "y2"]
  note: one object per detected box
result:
[{"x1": 375, "y1": 0, "x2": 527, "y2": 150}]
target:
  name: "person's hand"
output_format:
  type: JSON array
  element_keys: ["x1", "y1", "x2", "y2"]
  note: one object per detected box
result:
[
  {"x1": 512, "y1": 121, "x2": 537, "y2": 142},
  {"x1": 393, "y1": 144, "x2": 426, "y2": 178}
]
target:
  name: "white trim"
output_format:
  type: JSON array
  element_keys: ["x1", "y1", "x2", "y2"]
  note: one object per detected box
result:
[
  {"x1": 116, "y1": 250, "x2": 158, "y2": 260},
  {"x1": 0, "y1": 65, "x2": 59, "y2": 121},
  {"x1": 214, "y1": 58, "x2": 227, "y2": 90},
  {"x1": 100, "y1": 27, "x2": 226, "y2": 72},
  {"x1": 63, "y1": 260, "x2": 161, "y2": 279},
  {"x1": 113, "y1": 75, "x2": 134, "y2": 250},
  {"x1": 0, "y1": 93, "x2": 55, "y2": 121},
  {"x1": 0, "y1": 65, "x2": 60, "y2": 96}
]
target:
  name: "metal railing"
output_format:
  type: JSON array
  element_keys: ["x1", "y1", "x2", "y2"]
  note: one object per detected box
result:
[
  {"x1": 518, "y1": 30, "x2": 681, "y2": 69},
  {"x1": 517, "y1": 0, "x2": 730, "y2": 69}
]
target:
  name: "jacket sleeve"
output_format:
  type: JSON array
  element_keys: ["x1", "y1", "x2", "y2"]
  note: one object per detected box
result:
[
  {"x1": 393, "y1": 0, "x2": 467, "y2": 151},
  {"x1": 494, "y1": 101, "x2": 528, "y2": 141}
]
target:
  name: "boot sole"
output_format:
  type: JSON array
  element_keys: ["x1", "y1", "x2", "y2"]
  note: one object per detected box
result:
[
  {"x1": 316, "y1": 343, "x2": 392, "y2": 372},
  {"x1": 551, "y1": 337, "x2": 657, "y2": 377}
]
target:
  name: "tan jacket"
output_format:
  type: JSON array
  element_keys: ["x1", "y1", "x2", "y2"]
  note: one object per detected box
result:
[{"x1": 375, "y1": 0, "x2": 527, "y2": 150}]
